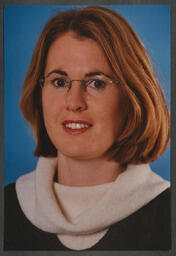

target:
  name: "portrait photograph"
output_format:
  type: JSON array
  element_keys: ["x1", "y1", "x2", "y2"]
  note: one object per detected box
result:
[{"x1": 2, "y1": 1, "x2": 175, "y2": 255}]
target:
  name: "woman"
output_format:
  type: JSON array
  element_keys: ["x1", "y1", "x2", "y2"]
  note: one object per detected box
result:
[{"x1": 4, "y1": 6, "x2": 170, "y2": 250}]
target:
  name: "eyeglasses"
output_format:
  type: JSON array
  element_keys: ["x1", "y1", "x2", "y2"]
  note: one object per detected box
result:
[{"x1": 40, "y1": 73, "x2": 119, "y2": 97}]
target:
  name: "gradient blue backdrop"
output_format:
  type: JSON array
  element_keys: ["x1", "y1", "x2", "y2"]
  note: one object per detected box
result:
[{"x1": 4, "y1": 5, "x2": 170, "y2": 185}]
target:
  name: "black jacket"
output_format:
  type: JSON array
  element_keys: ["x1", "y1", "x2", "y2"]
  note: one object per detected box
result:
[{"x1": 4, "y1": 183, "x2": 171, "y2": 250}]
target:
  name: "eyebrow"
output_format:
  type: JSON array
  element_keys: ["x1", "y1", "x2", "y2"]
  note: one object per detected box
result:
[
  {"x1": 46, "y1": 69, "x2": 113, "y2": 79},
  {"x1": 85, "y1": 72, "x2": 113, "y2": 79},
  {"x1": 46, "y1": 70, "x2": 67, "y2": 77}
]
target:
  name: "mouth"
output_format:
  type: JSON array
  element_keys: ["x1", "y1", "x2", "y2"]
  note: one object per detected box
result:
[{"x1": 62, "y1": 120, "x2": 92, "y2": 135}]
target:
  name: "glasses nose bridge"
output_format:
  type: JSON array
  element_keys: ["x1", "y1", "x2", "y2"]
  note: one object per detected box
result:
[
  {"x1": 66, "y1": 79, "x2": 88, "y2": 112},
  {"x1": 69, "y1": 79, "x2": 85, "y2": 89},
  {"x1": 67, "y1": 79, "x2": 87, "y2": 100}
]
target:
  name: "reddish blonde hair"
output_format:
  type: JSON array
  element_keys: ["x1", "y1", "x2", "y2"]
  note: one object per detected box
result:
[{"x1": 20, "y1": 6, "x2": 170, "y2": 166}]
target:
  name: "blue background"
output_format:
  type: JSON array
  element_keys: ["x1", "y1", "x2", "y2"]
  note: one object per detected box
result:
[{"x1": 4, "y1": 5, "x2": 170, "y2": 185}]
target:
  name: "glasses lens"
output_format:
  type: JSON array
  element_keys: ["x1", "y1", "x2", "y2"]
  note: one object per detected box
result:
[
  {"x1": 45, "y1": 74, "x2": 70, "y2": 90},
  {"x1": 84, "y1": 75, "x2": 115, "y2": 95},
  {"x1": 42, "y1": 74, "x2": 117, "y2": 97}
]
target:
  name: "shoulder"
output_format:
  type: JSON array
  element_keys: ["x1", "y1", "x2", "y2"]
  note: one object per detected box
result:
[
  {"x1": 141, "y1": 186, "x2": 170, "y2": 213},
  {"x1": 4, "y1": 182, "x2": 24, "y2": 249},
  {"x1": 4, "y1": 183, "x2": 18, "y2": 210},
  {"x1": 126, "y1": 188, "x2": 171, "y2": 235},
  {"x1": 132, "y1": 187, "x2": 170, "y2": 226},
  {"x1": 4, "y1": 182, "x2": 27, "y2": 223},
  {"x1": 5, "y1": 182, "x2": 16, "y2": 194},
  {"x1": 4, "y1": 181, "x2": 35, "y2": 249},
  {"x1": 96, "y1": 188, "x2": 171, "y2": 250},
  {"x1": 4, "y1": 170, "x2": 36, "y2": 215},
  {"x1": 4, "y1": 183, "x2": 20, "y2": 235},
  {"x1": 4, "y1": 182, "x2": 64, "y2": 250}
]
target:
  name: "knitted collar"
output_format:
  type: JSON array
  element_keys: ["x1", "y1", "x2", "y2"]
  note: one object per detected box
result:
[{"x1": 16, "y1": 157, "x2": 170, "y2": 250}]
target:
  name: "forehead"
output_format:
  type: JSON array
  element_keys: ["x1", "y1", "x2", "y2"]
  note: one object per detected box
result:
[{"x1": 44, "y1": 32, "x2": 112, "y2": 76}]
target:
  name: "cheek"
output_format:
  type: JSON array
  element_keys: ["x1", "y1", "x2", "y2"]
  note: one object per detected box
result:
[
  {"x1": 42, "y1": 90, "x2": 64, "y2": 126},
  {"x1": 96, "y1": 93, "x2": 125, "y2": 125},
  {"x1": 100, "y1": 95, "x2": 125, "y2": 141}
]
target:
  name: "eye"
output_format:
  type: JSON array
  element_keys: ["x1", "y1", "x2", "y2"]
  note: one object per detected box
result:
[
  {"x1": 51, "y1": 78, "x2": 68, "y2": 88},
  {"x1": 88, "y1": 79, "x2": 106, "y2": 89}
]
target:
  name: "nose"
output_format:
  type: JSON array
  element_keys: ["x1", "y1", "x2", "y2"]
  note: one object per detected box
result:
[{"x1": 65, "y1": 82, "x2": 88, "y2": 112}]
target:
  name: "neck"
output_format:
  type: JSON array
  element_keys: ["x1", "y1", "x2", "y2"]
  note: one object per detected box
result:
[{"x1": 57, "y1": 153, "x2": 122, "y2": 187}]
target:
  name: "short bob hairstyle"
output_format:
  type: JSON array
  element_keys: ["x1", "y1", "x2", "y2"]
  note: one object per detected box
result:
[{"x1": 20, "y1": 6, "x2": 170, "y2": 166}]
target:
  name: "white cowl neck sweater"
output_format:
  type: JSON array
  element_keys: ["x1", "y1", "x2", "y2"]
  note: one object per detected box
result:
[{"x1": 16, "y1": 157, "x2": 170, "y2": 250}]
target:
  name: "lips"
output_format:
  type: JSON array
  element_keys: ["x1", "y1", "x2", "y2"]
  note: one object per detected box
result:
[{"x1": 62, "y1": 120, "x2": 92, "y2": 135}]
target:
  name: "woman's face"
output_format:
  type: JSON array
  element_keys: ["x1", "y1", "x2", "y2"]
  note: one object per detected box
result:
[{"x1": 42, "y1": 32, "x2": 125, "y2": 160}]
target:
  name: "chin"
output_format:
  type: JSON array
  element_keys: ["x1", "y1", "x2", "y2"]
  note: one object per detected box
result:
[
  {"x1": 59, "y1": 148, "x2": 107, "y2": 161},
  {"x1": 54, "y1": 139, "x2": 111, "y2": 160},
  {"x1": 57, "y1": 143, "x2": 87, "y2": 158}
]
